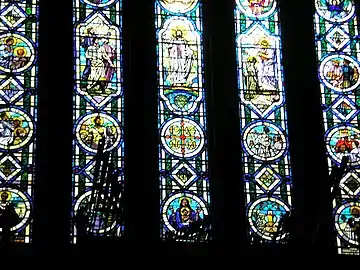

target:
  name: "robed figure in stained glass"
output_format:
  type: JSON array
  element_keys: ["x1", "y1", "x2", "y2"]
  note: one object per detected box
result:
[
  {"x1": 0, "y1": 192, "x2": 19, "y2": 243},
  {"x1": 168, "y1": 197, "x2": 202, "y2": 230},
  {"x1": 326, "y1": 0, "x2": 346, "y2": 18},
  {"x1": 167, "y1": 29, "x2": 194, "y2": 85},
  {"x1": 78, "y1": 18, "x2": 118, "y2": 96},
  {"x1": 84, "y1": 36, "x2": 116, "y2": 92},
  {"x1": 248, "y1": 0, "x2": 269, "y2": 15}
]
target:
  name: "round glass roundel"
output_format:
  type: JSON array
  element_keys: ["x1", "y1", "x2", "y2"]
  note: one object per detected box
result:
[
  {"x1": 0, "y1": 33, "x2": 36, "y2": 73},
  {"x1": 315, "y1": 0, "x2": 355, "y2": 23},
  {"x1": 335, "y1": 202, "x2": 360, "y2": 245},
  {"x1": 320, "y1": 54, "x2": 360, "y2": 93},
  {"x1": 162, "y1": 192, "x2": 209, "y2": 233},
  {"x1": 74, "y1": 190, "x2": 118, "y2": 234},
  {"x1": 158, "y1": 0, "x2": 199, "y2": 14},
  {"x1": 160, "y1": 118, "x2": 205, "y2": 158},
  {"x1": 242, "y1": 121, "x2": 287, "y2": 162},
  {"x1": 0, "y1": 108, "x2": 34, "y2": 151},
  {"x1": 325, "y1": 125, "x2": 360, "y2": 166},
  {"x1": 75, "y1": 113, "x2": 122, "y2": 154},
  {"x1": 83, "y1": 0, "x2": 117, "y2": 8},
  {"x1": 235, "y1": 0, "x2": 277, "y2": 18},
  {"x1": 248, "y1": 197, "x2": 290, "y2": 241}
]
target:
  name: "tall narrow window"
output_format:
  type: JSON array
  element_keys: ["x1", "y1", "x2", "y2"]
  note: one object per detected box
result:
[
  {"x1": 234, "y1": 0, "x2": 292, "y2": 243},
  {"x1": 72, "y1": 0, "x2": 124, "y2": 241},
  {"x1": 155, "y1": 0, "x2": 210, "y2": 241},
  {"x1": 314, "y1": 0, "x2": 360, "y2": 255},
  {"x1": 0, "y1": 0, "x2": 38, "y2": 243}
]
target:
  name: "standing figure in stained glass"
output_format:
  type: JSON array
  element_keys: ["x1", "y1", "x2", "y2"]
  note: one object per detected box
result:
[
  {"x1": 82, "y1": 32, "x2": 116, "y2": 93},
  {"x1": 0, "y1": 112, "x2": 13, "y2": 147},
  {"x1": 102, "y1": 35, "x2": 116, "y2": 84},
  {"x1": 327, "y1": 59, "x2": 343, "y2": 88},
  {"x1": 0, "y1": 38, "x2": 14, "y2": 69},
  {"x1": 167, "y1": 30, "x2": 194, "y2": 85},
  {"x1": 257, "y1": 39, "x2": 278, "y2": 94},
  {"x1": 168, "y1": 197, "x2": 202, "y2": 230},
  {"x1": 342, "y1": 59, "x2": 357, "y2": 88},
  {"x1": 326, "y1": 0, "x2": 346, "y2": 18},
  {"x1": 244, "y1": 56, "x2": 259, "y2": 99},
  {"x1": 248, "y1": 0, "x2": 269, "y2": 15},
  {"x1": 347, "y1": 206, "x2": 360, "y2": 242},
  {"x1": 0, "y1": 192, "x2": 19, "y2": 239},
  {"x1": 255, "y1": 126, "x2": 272, "y2": 158},
  {"x1": 86, "y1": 38, "x2": 106, "y2": 90},
  {"x1": 81, "y1": 27, "x2": 97, "y2": 81}
]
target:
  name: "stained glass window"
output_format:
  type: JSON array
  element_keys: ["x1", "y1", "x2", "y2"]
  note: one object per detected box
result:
[
  {"x1": 72, "y1": 0, "x2": 124, "y2": 242},
  {"x1": 314, "y1": 0, "x2": 360, "y2": 256},
  {"x1": 0, "y1": 0, "x2": 38, "y2": 243},
  {"x1": 155, "y1": 0, "x2": 210, "y2": 241},
  {"x1": 234, "y1": 0, "x2": 293, "y2": 243}
]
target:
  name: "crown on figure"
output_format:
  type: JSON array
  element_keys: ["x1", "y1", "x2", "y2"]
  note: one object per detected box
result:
[{"x1": 339, "y1": 129, "x2": 350, "y2": 137}]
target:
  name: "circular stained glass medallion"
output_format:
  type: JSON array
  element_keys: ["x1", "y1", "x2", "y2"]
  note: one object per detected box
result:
[
  {"x1": 160, "y1": 118, "x2": 205, "y2": 158},
  {"x1": 243, "y1": 121, "x2": 287, "y2": 162},
  {"x1": 248, "y1": 197, "x2": 290, "y2": 241},
  {"x1": 325, "y1": 125, "x2": 360, "y2": 166},
  {"x1": 158, "y1": 0, "x2": 198, "y2": 14},
  {"x1": 74, "y1": 190, "x2": 118, "y2": 234},
  {"x1": 162, "y1": 192, "x2": 208, "y2": 233},
  {"x1": 315, "y1": 0, "x2": 355, "y2": 23},
  {"x1": 236, "y1": 0, "x2": 277, "y2": 18},
  {"x1": 320, "y1": 54, "x2": 360, "y2": 93},
  {"x1": 0, "y1": 188, "x2": 31, "y2": 232},
  {"x1": 75, "y1": 113, "x2": 121, "y2": 154},
  {"x1": 0, "y1": 33, "x2": 36, "y2": 73},
  {"x1": 335, "y1": 202, "x2": 360, "y2": 245},
  {"x1": 83, "y1": 0, "x2": 117, "y2": 8},
  {"x1": 0, "y1": 108, "x2": 34, "y2": 151}
]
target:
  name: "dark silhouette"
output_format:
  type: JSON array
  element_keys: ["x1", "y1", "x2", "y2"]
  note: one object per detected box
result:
[
  {"x1": 347, "y1": 206, "x2": 360, "y2": 243},
  {"x1": 73, "y1": 136, "x2": 124, "y2": 245},
  {"x1": 311, "y1": 155, "x2": 350, "y2": 246},
  {"x1": 165, "y1": 214, "x2": 211, "y2": 242},
  {"x1": 0, "y1": 193, "x2": 19, "y2": 254},
  {"x1": 270, "y1": 211, "x2": 292, "y2": 244}
]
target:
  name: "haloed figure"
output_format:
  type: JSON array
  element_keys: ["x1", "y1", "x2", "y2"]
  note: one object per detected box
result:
[{"x1": 168, "y1": 198, "x2": 202, "y2": 231}]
